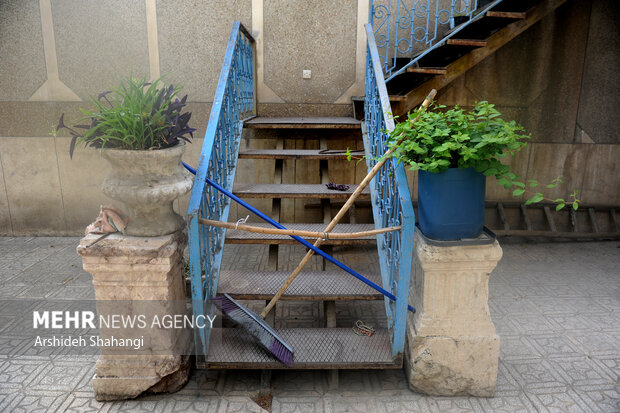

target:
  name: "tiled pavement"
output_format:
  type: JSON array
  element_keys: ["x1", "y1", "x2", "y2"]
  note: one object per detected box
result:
[{"x1": 0, "y1": 237, "x2": 618, "y2": 412}]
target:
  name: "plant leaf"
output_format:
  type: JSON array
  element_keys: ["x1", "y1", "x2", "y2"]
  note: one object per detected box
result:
[
  {"x1": 56, "y1": 113, "x2": 66, "y2": 131},
  {"x1": 530, "y1": 194, "x2": 544, "y2": 203},
  {"x1": 69, "y1": 135, "x2": 78, "y2": 159},
  {"x1": 97, "y1": 91, "x2": 112, "y2": 101}
]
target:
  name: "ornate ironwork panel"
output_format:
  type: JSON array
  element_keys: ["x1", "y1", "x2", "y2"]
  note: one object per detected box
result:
[
  {"x1": 363, "y1": 24, "x2": 415, "y2": 358},
  {"x1": 187, "y1": 21, "x2": 255, "y2": 358}
]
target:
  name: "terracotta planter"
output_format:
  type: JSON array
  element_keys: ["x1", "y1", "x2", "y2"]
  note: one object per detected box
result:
[{"x1": 100, "y1": 142, "x2": 193, "y2": 236}]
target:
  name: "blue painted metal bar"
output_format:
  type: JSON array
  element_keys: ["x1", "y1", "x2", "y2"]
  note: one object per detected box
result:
[
  {"x1": 363, "y1": 23, "x2": 416, "y2": 358},
  {"x1": 183, "y1": 162, "x2": 415, "y2": 313},
  {"x1": 186, "y1": 21, "x2": 255, "y2": 359},
  {"x1": 369, "y1": 0, "x2": 505, "y2": 80}
]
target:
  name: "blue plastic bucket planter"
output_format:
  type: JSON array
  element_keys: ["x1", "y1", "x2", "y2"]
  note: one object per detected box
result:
[{"x1": 417, "y1": 168, "x2": 486, "y2": 240}]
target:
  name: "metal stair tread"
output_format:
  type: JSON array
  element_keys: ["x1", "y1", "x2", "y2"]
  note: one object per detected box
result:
[
  {"x1": 446, "y1": 38, "x2": 488, "y2": 47},
  {"x1": 204, "y1": 327, "x2": 398, "y2": 369},
  {"x1": 486, "y1": 10, "x2": 526, "y2": 19},
  {"x1": 244, "y1": 117, "x2": 361, "y2": 129},
  {"x1": 218, "y1": 270, "x2": 383, "y2": 300},
  {"x1": 406, "y1": 66, "x2": 448, "y2": 75},
  {"x1": 238, "y1": 149, "x2": 354, "y2": 160},
  {"x1": 440, "y1": 9, "x2": 524, "y2": 41},
  {"x1": 232, "y1": 183, "x2": 370, "y2": 199},
  {"x1": 224, "y1": 223, "x2": 377, "y2": 245},
  {"x1": 413, "y1": 44, "x2": 479, "y2": 72}
]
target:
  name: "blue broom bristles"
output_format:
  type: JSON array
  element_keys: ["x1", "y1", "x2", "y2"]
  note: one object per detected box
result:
[{"x1": 213, "y1": 294, "x2": 294, "y2": 367}]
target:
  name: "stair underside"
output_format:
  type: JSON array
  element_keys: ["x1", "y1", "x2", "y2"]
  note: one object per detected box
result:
[
  {"x1": 224, "y1": 223, "x2": 376, "y2": 245},
  {"x1": 233, "y1": 183, "x2": 370, "y2": 199},
  {"x1": 388, "y1": 0, "x2": 568, "y2": 115},
  {"x1": 238, "y1": 149, "x2": 357, "y2": 160},
  {"x1": 218, "y1": 270, "x2": 383, "y2": 300},
  {"x1": 203, "y1": 327, "x2": 398, "y2": 369},
  {"x1": 245, "y1": 117, "x2": 361, "y2": 129}
]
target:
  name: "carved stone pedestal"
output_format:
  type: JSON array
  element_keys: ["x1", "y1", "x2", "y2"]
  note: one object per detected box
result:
[
  {"x1": 77, "y1": 231, "x2": 191, "y2": 401},
  {"x1": 404, "y1": 231, "x2": 503, "y2": 397}
]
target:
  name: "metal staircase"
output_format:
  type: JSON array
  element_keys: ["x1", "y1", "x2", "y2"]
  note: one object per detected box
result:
[
  {"x1": 187, "y1": 21, "x2": 411, "y2": 376},
  {"x1": 369, "y1": 0, "x2": 570, "y2": 116},
  {"x1": 200, "y1": 115, "x2": 401, "y2": 371}
]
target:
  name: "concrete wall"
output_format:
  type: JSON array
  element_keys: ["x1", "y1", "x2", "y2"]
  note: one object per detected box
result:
[
  {"x1": 0, "y1": 0, "x2": 618, "y2": 235},
  {"x1": 0, "y1": 0, "x2": 365, "y2": 235}
]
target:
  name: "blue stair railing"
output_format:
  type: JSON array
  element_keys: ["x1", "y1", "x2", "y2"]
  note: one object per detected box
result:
[
  {"x1": 363, "y1": 23, "x2": 416, "y2": 359},
  {"x1": 187, "y1": 21, "x2": 255, "y2": 359},
  {"x1": 370, "y1": 0, "x2": 505, "y2": 81}
]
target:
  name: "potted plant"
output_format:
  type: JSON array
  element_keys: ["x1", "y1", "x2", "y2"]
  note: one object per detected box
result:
[
  {"x1": 388, "y1": 101, "x2": 579, "y2": 240},
  {"x1": 56, "y1": 76, "x2": 196, "y2": 236}
]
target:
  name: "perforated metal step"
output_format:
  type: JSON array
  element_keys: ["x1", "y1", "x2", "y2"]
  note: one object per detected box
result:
[
  {"x1": 224, "y1": 223, "x2": 377, "y2": 245},
  {"x1": 232, "y1": 184, "x2": 370, "y2": 199},
  {"x1": 238, "y1": 149, "x2": 354, "y2": 160},
  {"x1": 203, "y1": 327, "x2": 399, "y2": 369},
  {"x1": 218, "y1": 271, "x2": 383, "y2": 301},
  {"x1": 244, "y1": 117, "x2": 361, "y2": 129}
]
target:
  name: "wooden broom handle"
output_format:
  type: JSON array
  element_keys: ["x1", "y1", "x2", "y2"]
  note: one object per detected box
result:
[
  {"x1": 198, "y1": 218, "x2": 401, "y2": 238},
  {"x1": 261, "y1": 89, "x2": 437, "y2": 318}
]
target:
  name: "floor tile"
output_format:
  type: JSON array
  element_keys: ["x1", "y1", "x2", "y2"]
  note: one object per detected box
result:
[{"x1": 0, "y1": 237, "x2": 618, "y2": 412}]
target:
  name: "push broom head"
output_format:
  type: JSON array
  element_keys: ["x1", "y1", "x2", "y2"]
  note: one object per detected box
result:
[{"x1": 213, "y1": 293, "x2": 294, "y2": 367}]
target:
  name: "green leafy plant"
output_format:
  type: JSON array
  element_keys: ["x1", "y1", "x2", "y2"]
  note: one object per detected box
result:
[
  {"x1": 56, "y1": 76, "x2": 195, "y2": 158},
  {"x1": 387, "y1": 101, "x2": 580, "y2": 210}
]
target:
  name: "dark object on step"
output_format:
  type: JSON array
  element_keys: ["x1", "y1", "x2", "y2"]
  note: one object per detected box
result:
[{"x1": 326, "y1": 183, "x2": 350, "y2": 191}]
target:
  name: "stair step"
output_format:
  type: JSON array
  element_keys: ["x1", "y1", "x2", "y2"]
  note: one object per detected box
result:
[
  {"x1": 389, "y1": 94, "x2": 408, "y2": 102},
  {"x1": 244, "y1": 117, "x2": 361, "y2": 129},
  {"x1": 406, "y1": 66, "x2": 448, "y2": 75},
  {"x1": 447, "y1": 38, "x2": 488, "y2": 47},
  {"x1": 218, "y1": 271, "x2": 383, "y2": 301},
  {"x1": 233, "y1": 184, "x2": 370, "y2": 199},
  {"x1": 225, "y1": 223, "x2": 376, "y2": 245},
  {"x1": 444, "y1": 14, "x2": 516, "y2": 40},
  {"x1": 387, "y1": 44, "x2": 478, "y2": 97},
  {"x1": 238, "y1": 149, "x2": 357, "y2": 160},
  {"x1": 204, "y1": 327, "x2": 398, "y2": 369},
  {"x1": 486, "y1": 10, "x2": 526, "y2": 19},
  {"x1": 415, "y1": 44, "x2": 480, "y2": 70}
]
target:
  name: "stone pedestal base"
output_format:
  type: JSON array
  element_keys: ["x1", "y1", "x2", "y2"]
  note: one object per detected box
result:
[
  {"x1": 92, "y1": 354, "x2": 191, "y2": 401},
  {"x1": 405, "y1": 231, "x2": 502, "y2": 397},
  {"x1": 77, "y1": 231, "x2": 191, "y2": 401}
]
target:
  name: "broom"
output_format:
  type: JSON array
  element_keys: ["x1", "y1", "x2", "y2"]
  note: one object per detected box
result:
[{"x1": 213, "y1": 293, "x2": 294, "y2": 366}]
